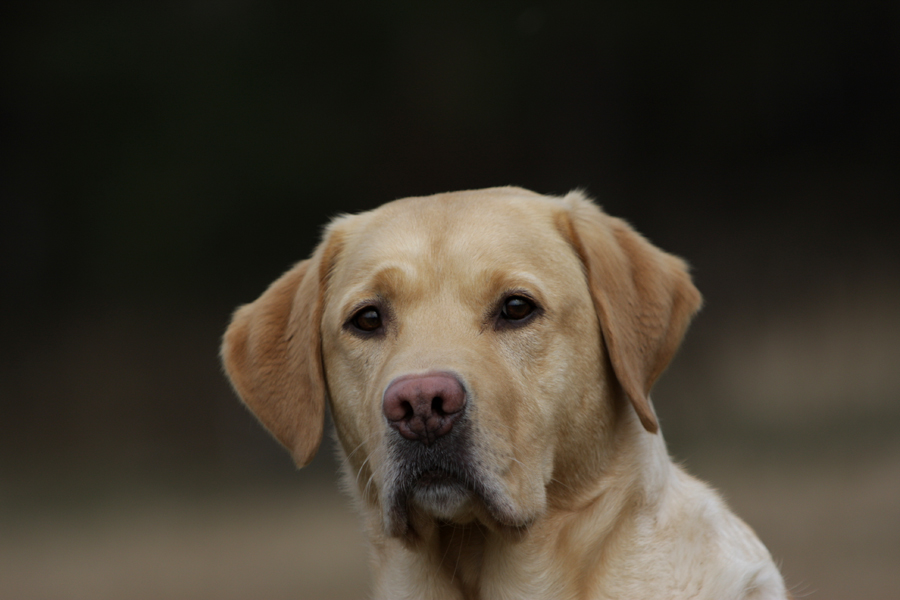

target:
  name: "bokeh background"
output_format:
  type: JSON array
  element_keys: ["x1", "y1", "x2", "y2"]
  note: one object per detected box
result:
[{"x1": 2, "y1": 2, "x2": 899, "y2": 599}]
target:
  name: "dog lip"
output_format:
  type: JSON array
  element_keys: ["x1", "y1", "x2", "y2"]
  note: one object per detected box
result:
[
  {"x1": 407, "y1": 464, "x2": 474, "y2": 498},
  {"x1": 415, "y1": 468, "x2": 457, "y2": 485}
]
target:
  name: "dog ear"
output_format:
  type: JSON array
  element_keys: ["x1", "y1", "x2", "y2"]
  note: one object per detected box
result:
[
  {"x1": 221, "y1": 234, "x2": 340, "y2": 467},
  {"x1": 558, "y1": 192, "x2": 702, "y2": 433}
]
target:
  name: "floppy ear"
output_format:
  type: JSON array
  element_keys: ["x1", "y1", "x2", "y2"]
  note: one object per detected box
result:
[
  {"x1": 220, "y1": 235, "x2": 340, "y2": 467},
  {"x1": 559, "y1": 192, "x2": 702, "y2": 433}
]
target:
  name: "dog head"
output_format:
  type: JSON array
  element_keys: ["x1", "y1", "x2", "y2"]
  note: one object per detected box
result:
[{"x1": 221, "y1": 187, "x2": 701, "y2": 538}]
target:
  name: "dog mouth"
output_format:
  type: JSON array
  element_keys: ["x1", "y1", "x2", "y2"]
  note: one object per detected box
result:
[{"x1": 384, "y1": 431, "x2": 528, "y2": 538}]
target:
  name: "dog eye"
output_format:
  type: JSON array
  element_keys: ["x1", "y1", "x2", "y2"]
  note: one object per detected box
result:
[
  {"x1": 351, "y1": 306, "x2": 382, "y2": 332},
  {"x1": 501, "y1": 296, "x2": 535, "y2": 322}
]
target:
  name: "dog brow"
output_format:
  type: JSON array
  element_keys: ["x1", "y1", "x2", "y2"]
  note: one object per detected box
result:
[{"x1": 336, "y1": 263, "x2": 417, "y2": 312}]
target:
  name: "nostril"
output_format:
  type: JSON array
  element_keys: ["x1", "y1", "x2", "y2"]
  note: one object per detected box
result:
[
  {"x1": 431, "y1": 396, "x2": 443, "y2": 416},
  {"x1": 402, "y1": 401, "x2": 414, "y2": 420}
]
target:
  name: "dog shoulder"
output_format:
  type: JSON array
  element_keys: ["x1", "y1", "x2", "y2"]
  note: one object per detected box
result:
[{"x1": 648, "y1": 466, "x2": 787, "y2": 599}]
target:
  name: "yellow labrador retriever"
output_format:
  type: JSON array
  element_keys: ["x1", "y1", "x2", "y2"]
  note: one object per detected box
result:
[{"x1": 222, "y1": 187, "x2": 788, "y2": 599}]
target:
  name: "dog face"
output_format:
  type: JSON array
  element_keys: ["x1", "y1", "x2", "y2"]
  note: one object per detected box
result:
[
  {"x1": 320, "y1": 191, "x2": 607, "y2": 537},
  {"x1": 222, "y1": 187, "x2": 701, "y2": 539}
]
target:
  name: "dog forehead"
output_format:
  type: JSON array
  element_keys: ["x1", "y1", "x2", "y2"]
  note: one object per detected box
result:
[{"x1": 332, "y1": 190, "x2": 573, "y2": 275}]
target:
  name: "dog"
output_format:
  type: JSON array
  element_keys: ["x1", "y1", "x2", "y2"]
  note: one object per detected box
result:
[{"x1": 221, "y1": 187, "x2": 788, "y2": 599}]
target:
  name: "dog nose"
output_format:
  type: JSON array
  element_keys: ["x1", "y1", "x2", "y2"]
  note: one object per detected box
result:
[{"x1": 383, "y1": 373, "x2": 467, "y2": 444}]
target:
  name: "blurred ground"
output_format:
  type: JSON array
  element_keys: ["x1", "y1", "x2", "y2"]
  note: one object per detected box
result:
[
  {"x1": 1, "y1": 483, "x2": 370, "y2": 600},
  {"x1": 3, "y1": 427, "x2": 900, "y2": 600}
]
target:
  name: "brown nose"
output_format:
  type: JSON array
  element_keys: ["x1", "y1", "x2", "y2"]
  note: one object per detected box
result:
[{"x1": 382, "y1": 373, "x2": 467, "y2": 444}]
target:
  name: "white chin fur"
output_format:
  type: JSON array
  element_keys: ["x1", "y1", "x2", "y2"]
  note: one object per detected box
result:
[{"x1": 411, "y1": 482, "x2": 475, "y2": 521}]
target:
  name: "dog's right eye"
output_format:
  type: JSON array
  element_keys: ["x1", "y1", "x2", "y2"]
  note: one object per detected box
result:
[{"x1": 350, "y1": 306, "x2": 382, "y2": 332}]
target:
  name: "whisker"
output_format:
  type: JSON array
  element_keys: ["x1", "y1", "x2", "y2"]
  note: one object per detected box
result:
[
  {"x1": 452, "y1": 524, "x2": 464, "y2": 585},
  {"x1": 438, "y1": 522, "x2": 458, "y2": 582},
  {"x1": 336, "y1": 439, "x2": 366, "y2": 471}
]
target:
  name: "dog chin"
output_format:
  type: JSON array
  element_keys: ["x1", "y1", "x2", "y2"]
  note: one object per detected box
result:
[{"x1": 410, "y1": 479, "x2": 476, "y2": 521}]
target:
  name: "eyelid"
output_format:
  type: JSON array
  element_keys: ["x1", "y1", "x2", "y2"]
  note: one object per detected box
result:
[
  {"x1": 344, "y1": 299, "x2": 380, "y2": 321},
  {"x1": 503, "y1": 289, "x2": 540, "y2": 306}
]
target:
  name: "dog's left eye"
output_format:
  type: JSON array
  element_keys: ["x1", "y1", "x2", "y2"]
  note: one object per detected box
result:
[
  {"x1": 350, "y1": 306, "x2": 382, "y2": 332},
  {"x1": 501, "y1": 295, "x2": 536, "y2": 322}
]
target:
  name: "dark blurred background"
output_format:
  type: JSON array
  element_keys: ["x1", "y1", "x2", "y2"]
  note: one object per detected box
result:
[{"x1": 2, "y1": 2, "x2": 898, "y2": 599}]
